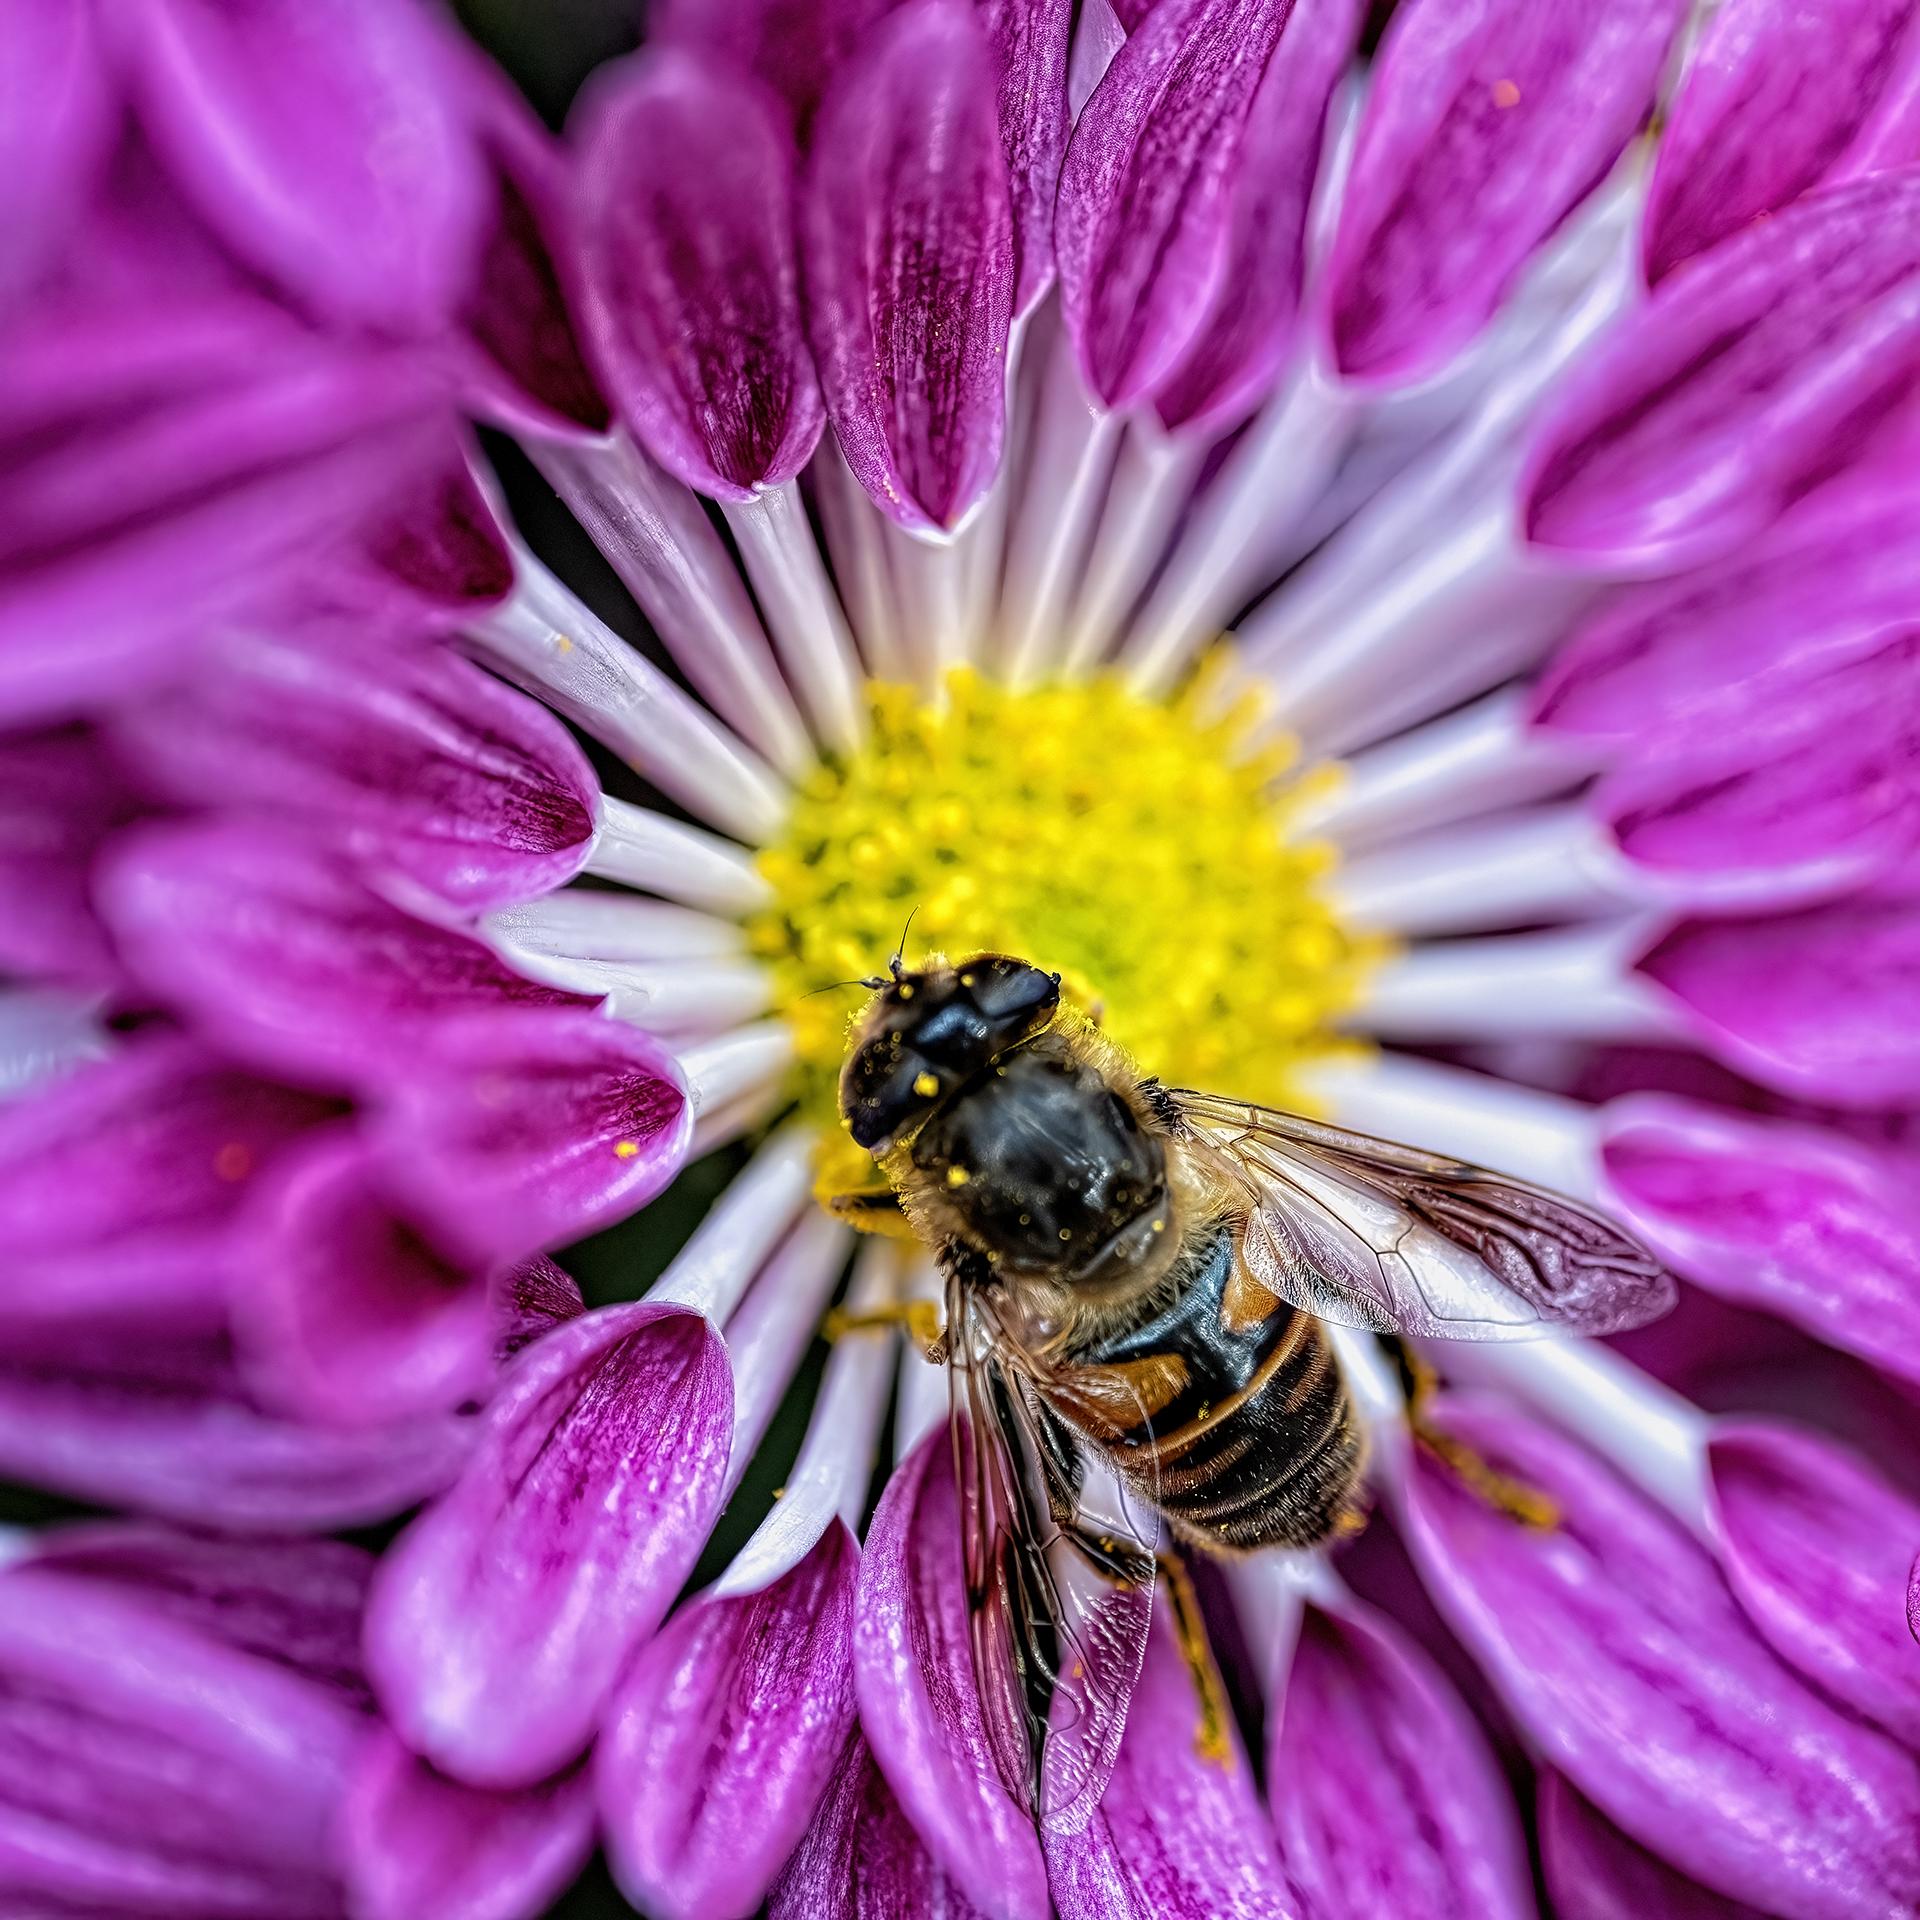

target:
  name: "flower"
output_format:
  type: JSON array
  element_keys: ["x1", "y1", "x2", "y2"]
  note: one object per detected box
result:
[{"x1": 6, "y1": 0, "x2": 1920, "y2": 1916}]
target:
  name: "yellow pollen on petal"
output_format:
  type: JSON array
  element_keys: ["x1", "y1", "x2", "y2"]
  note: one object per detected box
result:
[
  {"x1": 612, "y1": 1140, "x2": 641, "y2": 1160},
  {"x1": 748, "y1": 658, "x2": 1386, "y2": 1160},
  {"x1": 1492, "y1": 77, "x2": 1521, "y2": 107}
]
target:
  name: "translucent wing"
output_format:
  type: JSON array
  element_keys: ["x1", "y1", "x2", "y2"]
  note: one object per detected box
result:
[
  {"x1": 947, "y1": 1271, "x2": 1157, "y2": 1836},
  {"x1": 1171, "y1": 1090, "x2": 1676, "y2": 1341}
]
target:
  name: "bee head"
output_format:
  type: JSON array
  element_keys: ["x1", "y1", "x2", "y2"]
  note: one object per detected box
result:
[{"x1": 838, "y1": 953, "x2": 1061, "y2": 1152}]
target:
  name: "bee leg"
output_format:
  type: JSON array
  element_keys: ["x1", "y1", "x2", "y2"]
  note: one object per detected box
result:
[
  {"x1": 1386, "y1": 1338, "x2": 1560, "y2": 1530},
  {"x1": 1156, "y1": 1550, "x2": 1235, "y2": 1768},
  {"x1": 821, "y1": 1297, "x2": 946, "y2": 1358}
]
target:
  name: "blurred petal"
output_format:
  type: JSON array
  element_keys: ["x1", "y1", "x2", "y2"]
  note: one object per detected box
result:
[
  {"x1": 1324, "y1": 0, "x2": 1683, "y2": 385},
  {"x1": 1638, "y1": 901, "x2": 1920, "y2": 1108},
  {"x1": 1601, "y1": 1096, "x2": 1920, "y2": 1390},
  {"x1": 371, "y1": 1007, "x2": 691, "y2": 1270},
  {"x1": 234, "y1": 1131, "x2": 495, "y2": 1428},
  {"x1": 0, "y1": 1322, "x2": 471, "y2": 1533},
  {"x1": 1540, "y1": 1772, "x2": 1769, "y2": 1920},
  {"x1": 1269, "y1": 1599, "x2": 1534, "y2": 1920},
  {"x1": 1709, "y1": 1420, "x2": 1920, "y2": 1749},
  {"x1": 1056, "y1": 0, "x2": 1290, "y2": 411},
  {"x1": 112, "y1": 631, "x2": 595, "y2": 915},
  {"x1": 1045, "y1": 1620, "x2": 1293, "y2": 1920},
  {"x1": 577, "y1": 51, "x2": 821, "y2": 500},
  {"x1": 804, "y1": 0, "x2": 1014, "y2": 531},
  {"x1": 27, "y1": 1522, "x2": 375, "y2": 1712},
  {"x1": 853, "y1": 1429, "x2": 1049, "y2": 1920},
  {"x1": 365, "y1": 1302, "x2": 733, "y2": 1787},
  {"x1": 122, "y1": 0, "x2": 488, "y2": 334},
  {"x1": 653, "y1": 0, "x2": 904, "y2": 131},
  {"x1": 0, "y1": 1569, "x2": 360, "y2": 1919},
  {"x1": 1403, "y1": 1394, "x2": 1920, "y2": 1918},
  {"x1": 1645, "y1": 0, "x2": 1920, "y2": 284},
  {"x1": 0, "y1": 1035, "x2": 336, "y2": 1328},
  {"x1": 495, "y1": 1255, "x2": 586, "y2": 1363},
  {"x1": 769, "y1": 1730, "x2": 992, "y2": 1920},
  {"x1": 343, "y1": 1729, "x2": 596, "y2": 1920},
  {"x1": 600, "y1": 1522, "x2": 859, "y2": 1920},
  {"x1": 1525, "y1": 173, "x2": 1920, "y2": 571},
  {"x1": 97, "y1": 820, "x2": 586, "y2": 1095},
  {"x1": 982, "y1": 0, "x2": 1074, "y2": 315},
  {"x1": 1153, "y1": 0, "x2": 1359, "y2": 436}
]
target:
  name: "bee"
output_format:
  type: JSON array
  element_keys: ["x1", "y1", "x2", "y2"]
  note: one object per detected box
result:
[{"x1": 830, "y1": 949, "x2": 1675, "y2": 1829}]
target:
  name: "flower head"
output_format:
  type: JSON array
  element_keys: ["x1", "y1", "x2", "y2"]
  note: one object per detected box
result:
[{"x1": 7, "y1": 0, "x2": 1920, "y2": 1916}]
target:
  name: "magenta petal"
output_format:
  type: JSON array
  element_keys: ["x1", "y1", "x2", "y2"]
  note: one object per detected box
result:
[
  {"x1": 365, "y1": 1302, "x2": 733, "y2": 1788},
  {"x1": 600, "y1": 1522, "x2": 859, "y2": 1920},
  {"x1": 1269, "y1": 1600, "x2": 1533, "y2": 1920},
  {"x1": 1525, "y1": 172, "x2": 1920, "y2": 571},
  {"x1": 1403, "y1": 1394, "x2": 1920, "y2": 1917},
  {"x1": 233, "y1": 1131, "x2": 495, "y2": 1428},
  {"x1": 1153, "y1": 0, "x2": 1358, "y2": 436},
  {"x1": 576, "y1": 51, "x2": 823, "y2": 499},
  {"x1": 111, "y1": 632, "x2": 595, "y2": 915},
  {"x1": 97, "y1": 820, "x2": 586, "y2": 1096},
  {"x1": 371, "y1": 1007, "x2": 691, "y2": 1270},
  {"x1": 1324, "y1": 0, "x2": 1684, "y2": 385},
  {"x1": 1645, "y1": 0, "x2": 1920, "y2": 284},
  {"x1": 983, "y1": 0, "x2": 1074, "y2": 315},
  {"x1": 1708, "y1": 1420, "x2": 1920, "y2": 1750},
  {"x1": 853, "y1": 1429, "x2": 1049, "y2": 1920},
  {"x1": 1056, "y1": 0, "x2": 1291, "y2": 412},
  {"x1": 0, "y1": 1323, "x2": 471, "y2": 1532},
  {"x1": 769, "y1": 1730, "x2": 993, "y2": 1920},
  {"x1": 1045, "y1": 1619, "x2": 1293, "y2": 1920},
  {"x1": 1601, "y1": 1096, "x2": 1920, "y2": 1391},
  {"x1": 343, "y1": 1729, "x2": 596, "y2": 1920},
  {"x1": 123, "y1": 0, "x2": 488, "y2": 335},
  {"x1": 0, "y1": 1034, "x2": 336, "y2": 1329},
  {"x1": 495, "y1": 1255, "x2": 587, "y2": 1364},
  {"x1": 0, "y1": 1570, "x2": 361, "y2": 1920},
  {"x1": 804, "y1": 0, "x2": 1015, "y2": 532},
  {"x1": 653, "y1": 0, "x2": 905, "y2": 131},
  {"x1": 1540, "y1": 1773, "x2": 1770, "y2": 1920},
  {"x1": 28, "y1": 1523, "x2": 375, "y2": 1712},
  {"x1": 1638, "y1": 902, "x2": 1920, "y2": 1108}
]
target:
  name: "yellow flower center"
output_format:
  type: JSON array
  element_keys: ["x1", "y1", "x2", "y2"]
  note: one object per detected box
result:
[{"x1": 749, "y1": 660, "x2": 1381, "y2": 1191}]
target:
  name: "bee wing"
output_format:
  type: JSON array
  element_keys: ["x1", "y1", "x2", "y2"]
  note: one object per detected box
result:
[
  {"x1": 1170, "y1": 1089, "x2": 1676, "y2": 1340},
  {"x1": 948, "y1": 1276, "x2": 1157, "y2": 1837}
]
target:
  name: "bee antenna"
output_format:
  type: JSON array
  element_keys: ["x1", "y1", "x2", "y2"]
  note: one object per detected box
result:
[
  {"x1": 888, "y1": 904, "x2": 921, "y2": 982},
  {"x1": 802, "y1": 977, "x2": 886, "y2": 999}
]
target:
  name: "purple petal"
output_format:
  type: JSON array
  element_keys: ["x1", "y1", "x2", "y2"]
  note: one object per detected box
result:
[
  {"x1": 804, "y1": 0, "x2": 1015, "y2": 532},
  {"x1": 1056, "y1": 0, "x2": 1292, "y2": 412},
  {"x1": 769, "y1": 1729, "x2": 993, "y2": 1920},
  {"x1": 1269, "y1": 1599, "x2": 1533, "y2": 1920},
  {"x1": 1531, "y1": 428, "x2": 1920, "y2": 748},
  {"x1": 0, "y1": 1569, "x2": 361, "y2": 1919},
  {"x1": 96, "y1": 819, "x2": 587, "y2": 1095},
  {"x1": 1601, "y1": 1096, "x2": 1920, "y2": 1391},
  {"x1": 854, "y1": 1429, "x2": 1049, "y2": 1920},
  {"x1": 365, "y1": 1302, "x2": 733, "y2": 1788},
  {"x1": 1540, "y1": 1772, "x2": 1770, "y2": 1920},
  {"x1": 1403, "y1": 1393, "x2": 1920, "y2": 1917},
  {"x1": 233, "y1": 1131, "x2": 496, "y2": 1428},
  {"x1": 1525, "y1": 172, "x2": 1920, "y2": 572},
  {"x1": 0, "y1": 1322, "x2": 472, "y2": 1533},
  {"x1": 653, "y1": 0, "x2": 904, "y2": 132},
  {"x1": 495, "y1": 1255, "x2": 586, "y2": 1364},
  {"x1": 342, "y1": 1729, "x2": 596, "y2": 1920},
  {"x1": 27, "y1": 1523, "x2": 375, "y2": 1712},
  {"x1": 1645, "y1": 0, "x2": 1920, "y2": 284},
  {"x1": 576, "y1": 50, "x2": 823, "y2": 500},
  {"x1": 122, "y1": 0, "x2": 488, "y2": 334},
  {"x1": 1153, "y1": 0, "x2": 1358, "y2": 436},
  {"x1": 1708, "y1": 1420, "x2": 1920, "y2": 1749},
  {"x1": 1323, "y1": 0, "x2": 1684, "y2": 385},
  {"x1": 600, "y1": 1521, "x2": 859, "y2": 1920},
  {"x1": 982, "y1": 0, "x2": 1074, "y2": 315},
  {"x1": 0, "y1": 1034, "x2": 337, "y2": 1329},
  {"x1": 370, "y1": 1007, "x2": 691, "y2": 1271},
  {"x1": 1638, "y1": 901, "x2": 1920, "y2": 1108},
  {"x1": 1045, "y1": 1619, "x2": 1294, "y2": 1920},
  {"x1": 110, "y1": 631, "x2": 595, "y2": 915}
]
